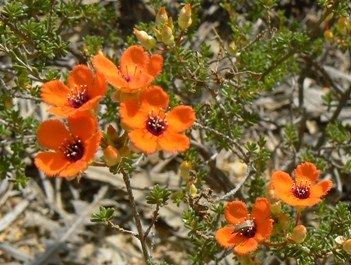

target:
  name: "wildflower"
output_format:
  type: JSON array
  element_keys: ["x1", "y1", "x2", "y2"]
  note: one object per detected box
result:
[
  {"x1": 178, "y1": 4, "x2": 192, "y2": 29},
  {"x1": 41, "y1": 65, "x2": 107, "y2": 117},
  {"x1": 215, "y1": 198, "x2": 274, "y2": 255},
  {"x1": 290, "y1": 225, "x2": 307, "y2": 243},
  {"x1": 119, "y1": 86, "x2": 195, "y2": 154},
  {"x1": 34, "y1": 112, "x2": 102, "y2": 178},
  {"x1": 92, "y1": 45, "x2": 163, "y2": 94},
  {"x1": 270, "y1": 162, "x2": 333, "y2": 208}
]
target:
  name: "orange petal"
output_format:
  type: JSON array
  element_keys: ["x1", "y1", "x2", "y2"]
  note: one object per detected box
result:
[
  {"x1": 215, "y1": 227, "x2": 235, "y2": 248},
  {"x1": 47, "y1": 106, "x2": 77, "y2": 118},
  {"x1": 255, "y1": 218, "x2": 274, "y2": 241},
  {"x1": 158, "y1": 131, "x2": 190, "y2": 153},
  {"x1": 77, "y1": 96, "x2": 103, "y2": 112},
  {"x1": 294, "y1": 162, "x2": 319, "y2": 184},
  {"x1": 120, "y1": 45, "x2": 149, "y2": 71},
  {"x1": 68, "y1": 65, "x2": 94, "y2": 91},
  {"x1": 35, "y1": 152, "x2": 70, "y2": 176},
  {"x1": 81, "y1": 130, "x2": 102, "y2": 163},
  {"x1": 37, "y1": 119, "x2": 70, "y2": 150},
  {"x1": 271, "y1": 171, "x2": 295, "y2": 204},
  {"x1": 59, "y1": 160, "x2": 87, "y2": 178},
  {"x1": 234, "y1": 238, "x2": 258, "y2": 255},
  {"x1": 167, "y1": 106, "x2": 195, "y2": 132},
  {"x1": 119, "y1": 100, "x2": 146, "y2": 129},
  {"x1": 68, "y1": 112, "x2": 98, "y2": 142},
  {"x1": 129, "y1": 129, "x2": 158, "y2": 154},
  {"x1": 251, "y1": 198, "x2": 271, "y2": 224},
  {"x1": 93, "y1": 54, "x2": 128, "y2": 88},
  {"x1": 41, "y1": 80, "x2": 70, "y2": 106},
  {"x1": 310, "y1": 179, "x2": 333, "y2": 200},
  {"x1": 224, "y1": 201, "x2": 248, "y2": 225},
  {"x1": 89, "y1": 71, "x2": 108, "y2": 99},
  {"x1": 145, "y1": 54, "x2": 163, "y2": 77},
  {"x1": 128, "y1": 73, "x2": 154, "y2": 90},
  {"x1": 140, "y1": 86, "x2": 169, "y2": 111}
]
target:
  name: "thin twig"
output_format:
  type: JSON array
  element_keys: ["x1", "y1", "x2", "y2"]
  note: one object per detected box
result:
[
  {"x1": 216, "y1": 164, "x2": 251, "y2": 202},
  {"x1": 121, "y1": 169, "x2": 150, "y2": 262}
]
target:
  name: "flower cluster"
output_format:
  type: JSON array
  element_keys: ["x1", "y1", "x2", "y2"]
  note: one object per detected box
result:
[
  {"x1": 215, "y1": 162, "x2": 334, "y2": 258},
  {"x1": 35, "y1": 43, "x2": 195, "y2": 179}
]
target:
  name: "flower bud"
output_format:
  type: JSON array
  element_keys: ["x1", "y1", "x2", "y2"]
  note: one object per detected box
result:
[
  {"x1": 189, "y1": 183, "x2": 198, "y2": 195},
  {"x1": 180, "y1": 161, "x2": 192, "y2": 179},
  {"x1": 178, "y1": 4, "x2": 192, "y2": 29},
  {"x1": 167, "y1": 16, "x2": 174, "y2": 32},
  {"x1": 343, "y1": 239, "x2": 351, "y2": 255},
  {"x1": 347, "y1": 17, "x2": 351, "y2": 31},
  {"x1": 152, "y1": 27, "x2": 162, "y2": 41},
  {"x1": 324, "y1": 30, "x2": 334, "y2": 43},
  {"x1": 291, "y1": 225, "x2": 307, "y2": 243},
  {"x1": 270, "y1": 201, "x2": 281, "y2": 215},
  {"x1": 103, "y1": 146, "x2": 121, "y2": 166},
  {"x1": 337, "y1": 17, "x2": 347, "y2": 33},
  {"x1": 277, "y1": 212, "x2": 291, "y2": 232},
  {"x1": 161, "y1": 25, "x2": 174, "y2": 45},
  {"x1": 228, "y1": 41, "x2": 238, "y2": 56},
  {"x1": 134, "y1": 28, "x2": 156, "y2": 50},
  {"x1": 106, "y1": 125, "x2": 119, "y2": 145},
  {"x1": 156, "y1": 7, "x2": 168, "y2": 29},
  {"x1": 266, "y1": 182, "x2": 279, "y2": 204}
]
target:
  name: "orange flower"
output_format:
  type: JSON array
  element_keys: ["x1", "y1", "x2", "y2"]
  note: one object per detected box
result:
[
  {"x1": 92, "y1": 45, "x2": 163, "y2": 94},
  {"x1": 270, "y1": 162, "x2": 333, "y2": 208},
  {"x1": 41, "y1": 65, "x2": 107, "y2": 117},
  {"x1": 34, "y1": 112, "x2": 102, "y2": 178},
  {"x1": 119, "y1": 86, "x2": 195, "y2": 154},
  {"x1": 215, "y1": 198, "x2": 274, "y2": 255}
]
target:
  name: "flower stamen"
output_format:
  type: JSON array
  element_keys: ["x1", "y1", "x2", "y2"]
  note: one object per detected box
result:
[
  {"x1": 234, "y1": 218, "x2": 256, "y2": 239},
  {"x1": 292, "y1": 179, "x2": 311, "y2": 199},
  {"x1": 59, "y1": 136, "x2": 84, "y2": 162},
  {"x1": 68, "y1": 84, "x2": 89, "y2": 108},
  {"x1": 146, "y1": 108, "x2": 168, "y2": 136}
]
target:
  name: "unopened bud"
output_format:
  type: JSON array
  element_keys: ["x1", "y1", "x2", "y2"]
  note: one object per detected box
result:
[
  {"x1": 152, "y1": 27, "x2": 162, "y2": 41},
  {"x1": 106, "y1": 125, "x2": 119, "y2": 144},
  {"x1": 189, "y1": 184, "x2": 197, "y2": 195},
  {"x1": 167, "y1": 16, "x2": 174, "y2": 32},
  {"x1": 266, "y1": 182, "x2": 279, "y2": 204},
  {"x1": 228, "y1": 41, "x2": 238, "y2": 56},
  {"x1": 277, "y1": 213, "x2": 291, "y2": 232},
  {"x1": 323, "y1": 8, "x2": 334, "y2": 22},
  {"x1": 347, "y1": 17, "x2": 351, "y2": 31},
  {"x1": 343, "y1": 239, "x2": 351, "y2": 254},
  {"x1": 161, "y1": 24, "x2": 174, "y2": 45},
  {"x1": 103, "y1": 146, "x2": 121, "y2": 166},
  {"x1": 156, "y1": 7, "x2": 168, "y2": 29},
  {"x1": 336, "y1": 17, "x2": 347, "y2": 33},
  {"x1": 180, "y1": 161, "x2": 192, "y2": 179},
  {"x1": 178, "y1": 4, "x2": 192, "y2": 29},
  {"x1": 291, "y1": 225, "x2": 307, "y2": 243},
  {"x1": 134, "y1": 28, "x2": 156, "y2": 50},
  {"x1": 324, "y1": 30, "x2": 334, "y2": 43},
  {"x1": 270, "y1": 201, "x2": 281, "y2": 214}
]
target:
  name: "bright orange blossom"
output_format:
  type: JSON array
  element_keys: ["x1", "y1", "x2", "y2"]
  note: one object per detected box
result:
[
  {"x1": 119, "y1": 86, "x2": 195, "y2": 154},
  {"x1": 92, "y1": 45, "x2": 163, "y2": 94},
  {"x1": 41, "y1": 65, "x2": 107, "y2": 117},
  {"x1": 270, "y1": 162, "x2": 333, "y2": 208},
  {"x1": 34, "y1": 112, "x2": 102, "y2": 178},
  {"x1": 215, "y1": 198, "x2": 274, "y2": 255}
]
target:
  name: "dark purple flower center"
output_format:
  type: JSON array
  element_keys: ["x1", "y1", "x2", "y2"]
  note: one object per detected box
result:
[
  {"x1": 292, "y1": 180, "x2": 311, "y2": 199},
  {"x1": 60, "y1": 137, "x2": 84, "y2": 162},
  {"x1": 68, "y1": 84, "x2": 89, "y2": 108},
  {"x1": 234, "y1": 219, "x2": 256, "y2": 239},
  {"x1": 146, "y1": 109, "x2": 168, "y2": 136}
]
